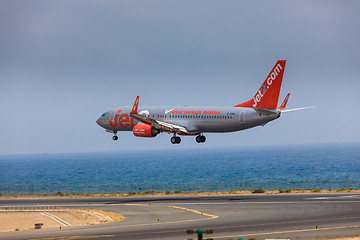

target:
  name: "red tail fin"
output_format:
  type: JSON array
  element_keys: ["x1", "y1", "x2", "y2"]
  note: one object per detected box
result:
[{"x1": 234, "y1": 60, "x2": 286, "y2": 109}]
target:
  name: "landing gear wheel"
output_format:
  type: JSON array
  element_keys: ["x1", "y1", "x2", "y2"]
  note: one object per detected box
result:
[
  {"x1": 196, "y1": 135, "x2": 206, "y2": 143},
  {"x1": 112, "y1": 135, "x2": 118, "y2": 141},
  {"x1": 171, "y1": 136, "x2": 181, "y2": 144}
]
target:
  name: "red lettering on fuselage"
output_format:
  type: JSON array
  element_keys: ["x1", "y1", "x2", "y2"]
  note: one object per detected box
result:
[
  {"x1": 202, "y1": 110, "x2": 220, "y2": 115},
  {"x1": 184, "y1": 110, "x2": 202, "y2": 115},
  {"x1": 119, "y1": 114, "x2": 130, "y2": 128},
  {"x1": 109, "y1": 110, "x2": 122, "y2": 127},
  {"x1": 119, "y1": 113, "x2": 136, "y2": 128},
  {"x1": 109, "y1": 110, "x2": 135, "y2": 129},
  {"x1": 130, "y1": 116, "x2": 135, "y2": 127},
  {"x1": 171, "y1": 110, "x2": 183, "y2": 114},
  {"x1": 170, "y1": 109, "x2": 220, "y2": 115}
]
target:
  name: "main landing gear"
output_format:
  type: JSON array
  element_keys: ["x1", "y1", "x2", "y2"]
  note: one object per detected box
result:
[
  {"x1": 171, "y1": 133, "x2": 206, "y2": 144},
  {"x1": 196, "y1": 134, "x2": 206, "y2": 143},
  {"x1": 112, "y1": 131, "x2": 118, "y2": 141},
  {"x1": 171, "y1": 134, "x2": 181, "y2": 144}
]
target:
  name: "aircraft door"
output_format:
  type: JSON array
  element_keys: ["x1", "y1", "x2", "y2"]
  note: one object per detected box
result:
[
  {"x1": 110, "y1": 110, "x2": 116, "y2": 122},
  {"x1": 239, "y1": 111, "x2": 245, "y2": 123}
]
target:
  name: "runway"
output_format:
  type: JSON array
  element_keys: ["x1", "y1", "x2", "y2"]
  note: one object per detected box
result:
[{"x1": 1, "y1": 194, "x2": 360, "y2": 240}]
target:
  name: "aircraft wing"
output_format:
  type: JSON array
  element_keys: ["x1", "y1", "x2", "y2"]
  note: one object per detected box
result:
[
  {"x1": 129, "y1": 96, "x2": 190, "y2": 134},
  {"x1": 155, "y1": 120, "x2": 189, "y2": 133}
]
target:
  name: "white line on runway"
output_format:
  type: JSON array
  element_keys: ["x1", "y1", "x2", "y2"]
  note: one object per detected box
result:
[
  {"x1": 41, "y1": 212, "x2": 71, "y2": 226},
  {"x1": 308, "y1": 195, "x2": 360, "y2": 200}
]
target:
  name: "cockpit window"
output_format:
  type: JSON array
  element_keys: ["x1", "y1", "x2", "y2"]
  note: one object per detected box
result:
[{"x1": 101, "y1": 113, "x2": 106, "y2": 117}]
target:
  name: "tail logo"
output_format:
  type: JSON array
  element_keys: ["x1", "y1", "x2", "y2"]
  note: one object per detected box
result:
[{"x1": 253, "y1": 63, "x2": 283, "y2": 107}]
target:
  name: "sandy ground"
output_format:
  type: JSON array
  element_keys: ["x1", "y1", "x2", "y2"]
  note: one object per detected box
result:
[{"x1": 0, "y1": 209, "x2": 124, "y2": 232}]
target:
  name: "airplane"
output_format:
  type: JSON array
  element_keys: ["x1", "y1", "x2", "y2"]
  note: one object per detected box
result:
[{"x1": 96, "y1": 60, "x2": 312, "y2": 144}]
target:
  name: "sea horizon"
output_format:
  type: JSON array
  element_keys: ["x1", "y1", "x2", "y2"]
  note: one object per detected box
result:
[
  {"x1": 1, "y1": 142, "x2": 359, "y2": 194},
  {"x1": 1, "y1": 141, "x2": 359, "y2": 157}
]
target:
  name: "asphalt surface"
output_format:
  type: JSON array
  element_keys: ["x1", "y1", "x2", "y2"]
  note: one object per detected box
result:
[{"x1": 1, "y1": 194, "x2": 360, "y2": 240}]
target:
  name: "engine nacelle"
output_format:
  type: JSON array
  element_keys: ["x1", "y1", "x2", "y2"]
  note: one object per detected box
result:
[{"x1": 133, "y1": 124, "x2": 159, "y2": 138}]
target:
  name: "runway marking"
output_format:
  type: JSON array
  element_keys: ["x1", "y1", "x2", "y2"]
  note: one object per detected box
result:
[
  {"x1": 309, "y1": 195, "x2": 360, "y2": 200},
  {"x1": 4, "y1": 204, "x2": 218, "y2": 239},
  {"x1": 211, "y1": 224, "x2": 360, "y2": 239},
  {"x1": 122, "y1": 203, "x2": 155, "y2": 206},
  {"x1": 41, "y1": 212, "x2": 72, "y2": 226},
  {"x1": 169, "y1": 205, "x2": 218, "y2": 218}
]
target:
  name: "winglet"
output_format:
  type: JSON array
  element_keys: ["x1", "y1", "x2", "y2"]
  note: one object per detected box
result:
[
  {"x1": 130, "y1": 96, "x2": 139, "y2": 114},
  {"x1": 277, "y1": 93, "x2": 290, "y2": 110}
]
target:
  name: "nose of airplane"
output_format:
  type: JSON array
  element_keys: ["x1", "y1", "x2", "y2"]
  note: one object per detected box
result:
[
  {"x1": 96, "y1": 117, "x2": 105, "y2": 128},
  {"x1": 97, "y1": 112, "x2": 110, "y2": 129}
]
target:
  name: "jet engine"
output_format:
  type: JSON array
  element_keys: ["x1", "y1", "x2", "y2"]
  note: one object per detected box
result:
[{"x1": 133, "y1": 124, "x2": 159, "y2": 138}]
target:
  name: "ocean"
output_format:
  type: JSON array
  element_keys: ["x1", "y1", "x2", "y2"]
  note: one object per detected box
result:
[{"x1": 0, "y1": 143, "x2": 359, "y2": 194}]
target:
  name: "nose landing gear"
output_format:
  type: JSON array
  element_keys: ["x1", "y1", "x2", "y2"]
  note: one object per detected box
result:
[
  {"x1": 112, "y1": 131, "x2": 118, "y2": 141},
  {"x1": 196, "y1": 134, "x2": 206, "y2": 143},
  {"x1": 171, "y1": 134, "x2": 181, "y2": 144}
]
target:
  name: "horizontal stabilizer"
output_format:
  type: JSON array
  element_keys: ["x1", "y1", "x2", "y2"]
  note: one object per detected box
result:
[{"x1": 281, "y1": 106, "x2": 315, "y2": 113}]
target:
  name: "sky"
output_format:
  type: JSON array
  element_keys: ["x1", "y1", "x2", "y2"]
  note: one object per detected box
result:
[{"x1": 0, "y1": 0, "x2": 360, "y2": 155}]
